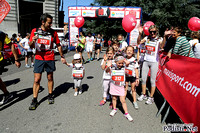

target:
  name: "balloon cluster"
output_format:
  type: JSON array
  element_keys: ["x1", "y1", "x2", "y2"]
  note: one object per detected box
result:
[{"x1": 188, "y1": 17, "x2": 200, "y2": 31}]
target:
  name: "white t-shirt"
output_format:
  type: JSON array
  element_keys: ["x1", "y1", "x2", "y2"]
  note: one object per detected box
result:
[
  {"x1": 189, "y1": 39, "x2": 200, "y2": 59},
  {"x1": 120, "y1": 41, "x2": 128, "y2": 50},
  {"x1": 20, "y1": 38, "x2": 31, "y2": 52},
  {"x1": 143, "y1": 36, "x2": 163, "y2": 62},
  {"x1": 86, "y1": 36, "x2": 94, "y2": 46},
  {"x1": 101, "y1": 59, "x2": 115, "y2": 79},
  {"x1": 125, "y1": 57, "x2": 139, "y2": 77}
]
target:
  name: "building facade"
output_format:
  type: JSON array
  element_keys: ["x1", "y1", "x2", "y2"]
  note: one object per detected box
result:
[{"x1": 0, "y1": 0, "x2": 62, "y2": 37}]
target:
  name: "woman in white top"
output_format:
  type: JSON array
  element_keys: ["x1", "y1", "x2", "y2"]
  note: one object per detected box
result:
[
  {"x1": 137, "y1": 25, "x2": 163, "y2": 105},
  {"x1": 189, "y1": 31, "x2": 200, "y2": 59}
]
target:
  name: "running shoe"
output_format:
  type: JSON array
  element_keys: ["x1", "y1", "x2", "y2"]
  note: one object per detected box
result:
[
  {"x1": 0, "y1": 93, "x2": 13, "y2": 105},
  {"x1": 25, "y1": 64, "x2": 30, "y2": 68},
  {"x1": 87, "y1": 58, "x2": 90, "y2": 62},
  {"x1": 31, "y1": 63, "x2": 34, "y2": 67},
  {"x1": 48, "y1": 95, "x2": 54, "y2": 104},
  {"x1": 90, "y1": 58, "x2": 93, "y2": 61},
  {"x1": 133, "y1": 102, "x2": 139, "y2": 109},
  {"x1": 29, "y1": 100, "x2": 39, "y2": 110},
  {"x1": 124, "y1": 113, "x2": 133, "y2": 122},
  {"x1": 97, "y1": 58, "x2": 100, "y2": 61},
  {"x1": 110, "y1": 109, "x2": 117, "y2": 117},
  {"x1": 137, "y1": 94, "x2": 147, "y2": 101},
  {"x1": 79, "y1": 90, "x2": 82, "y2": 95},
  {"x1": 74, "y1": 92, "x2": 78, "y2": 96},
  {"x1": 99, "y1": 100, "x2": 106, "y2": 106},
  {"x1": 145, "y1": 97, "x2": 154, "y2": 105}
]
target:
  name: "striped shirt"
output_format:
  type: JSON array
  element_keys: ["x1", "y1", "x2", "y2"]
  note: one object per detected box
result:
[{"x1": 171, "y1": 36, "x2": 195, "y2": 58}]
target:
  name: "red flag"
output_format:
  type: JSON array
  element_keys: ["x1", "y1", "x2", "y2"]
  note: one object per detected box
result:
[{"x1": 0, "y1": 0, "x2": 11, "y2": 24}]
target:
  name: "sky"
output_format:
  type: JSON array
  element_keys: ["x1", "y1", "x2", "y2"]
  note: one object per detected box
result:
[{"x1": 63, "y1": 0, "x2": 94, "y2": 22}]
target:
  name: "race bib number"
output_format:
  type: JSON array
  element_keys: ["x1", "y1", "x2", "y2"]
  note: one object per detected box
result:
[
  {"x1": 72, "y1": 70, "x2": 83, "y2": 78},
  {"x1": 140, "y1": 49, "x2": 146, "y2": 53},
  {"x1": 112, "y1": 75, "x2": 124, "y2": 82},
  {"x1": 37, "y1": 35, "x2": 52, "y2": 51},
  {"x1": 125, "y1": 69, "x2": 133, "y2": 76}
]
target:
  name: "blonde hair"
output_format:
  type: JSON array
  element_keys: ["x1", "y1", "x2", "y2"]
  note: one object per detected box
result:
[{"x1": 72, "y1": 59, "x2": 82, "y2": 65}]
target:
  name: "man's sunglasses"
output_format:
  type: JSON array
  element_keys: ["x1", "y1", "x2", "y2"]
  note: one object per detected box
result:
[{"x1": 150, "y1": 31, "x2": 157, "y2": 34}]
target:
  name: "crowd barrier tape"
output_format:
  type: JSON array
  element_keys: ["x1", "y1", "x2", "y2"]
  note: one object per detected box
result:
[{"x1": 156, "y1": 53, "x2": 200, "y2": 132}]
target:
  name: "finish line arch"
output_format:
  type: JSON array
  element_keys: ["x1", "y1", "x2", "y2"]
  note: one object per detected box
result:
[{"x1": 68, "y1": 6, "x2": 142, "y2": 49}]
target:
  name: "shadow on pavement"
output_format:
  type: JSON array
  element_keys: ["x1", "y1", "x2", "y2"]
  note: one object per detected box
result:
[
  {"x1": 0, "y1": 87, "x2": 44, "y2": 111},
  {"x1": 4, "y1": 78, "x2": 20, "y2": 87},
  {"x1": 39, "y1": 82, "x2": 74, "y2": 104},
  {"x1": 86, "y1": 76, "x2": 94, "y2": 79},
  {"x1": 82, "y1": 84, "x2": 89, "y2": 93}
]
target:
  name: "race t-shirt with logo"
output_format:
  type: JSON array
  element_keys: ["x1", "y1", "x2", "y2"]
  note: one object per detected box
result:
[
  {"x1": 0, "y1": 32, "x2": 11, "y2": 61},
  {"x1": 143, "y1": 36, "x2": 163, "y2": 62},
  {"x1": 86, "y1": 36, "x2": 94, "y2": 46},
  {"x1": 78, "y1": 36, "x2": 86, "y2": 48},
  {"x1": 101, "y1": 59, "x2": 115, "y2": 79},
  {"x1": 125, "y1": 57, "x2": 139, "y2": 77},
  {"x1": 29, "y1": 28, "x2": 60, "y2": 61}
]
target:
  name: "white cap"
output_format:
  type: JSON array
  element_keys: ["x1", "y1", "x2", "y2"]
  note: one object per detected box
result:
[{"x1": 73, "y1": 54, "x2": 81, "y2": 59}]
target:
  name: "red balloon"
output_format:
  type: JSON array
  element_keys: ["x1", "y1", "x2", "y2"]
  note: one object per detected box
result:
[
  {"x1": 74, "y1": 16, "x2": 85, "y2": 28},
  {"x1": 143, "y1": 21, "x2": 155, "y2": 35},
  {"x1": 188, "y1": 17, "x2": 200, "y2": 31},
  {"x1": 122, "y1": 14, "x2": 137, "y2": 33}
]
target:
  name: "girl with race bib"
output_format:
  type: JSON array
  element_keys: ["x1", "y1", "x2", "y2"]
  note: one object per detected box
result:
[
  {"x1": 99, "y1": 47, "x2": 115, "y2": 106},
  {"x1": 106, "y1": 54, "x2": 133, "y2": 122},
  {"x1": 65, "y1": 53, "x2": 85, "y2": 96},
  {"x1": 124, "y1": 46, "x2": 140, "y2": 109},
  {"x1": 137, "y1": 25, "x2": 163, "y2": 105}
]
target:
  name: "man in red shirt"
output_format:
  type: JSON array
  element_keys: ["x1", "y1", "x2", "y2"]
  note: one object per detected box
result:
[{"x1": 29, "y1": 13, "x2": 66, "y2": 110}]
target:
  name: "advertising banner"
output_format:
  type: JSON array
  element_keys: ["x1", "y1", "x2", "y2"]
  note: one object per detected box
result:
[{"x1": 156, "y1": 54, "x2": 200, "y2": 131}]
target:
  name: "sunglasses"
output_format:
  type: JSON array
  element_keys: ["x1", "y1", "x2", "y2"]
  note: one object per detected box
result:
[{"x1": 150, "y1": 31, "x2": 157, "y2": 34}]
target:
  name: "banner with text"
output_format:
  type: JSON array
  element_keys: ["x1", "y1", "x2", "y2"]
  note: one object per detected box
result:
[{"x1": 156, "y1": 54, "x2": 200, "y2": 130}]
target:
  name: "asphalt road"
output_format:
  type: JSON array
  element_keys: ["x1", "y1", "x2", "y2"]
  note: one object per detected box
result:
[{"x1": 0, "y1": 50, "x2": 166, "y2": 133}]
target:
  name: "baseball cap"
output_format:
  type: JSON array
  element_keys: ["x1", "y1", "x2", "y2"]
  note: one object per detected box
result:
[{"x1": 73, "y1": 54, "x2": 81, "y2": 59}]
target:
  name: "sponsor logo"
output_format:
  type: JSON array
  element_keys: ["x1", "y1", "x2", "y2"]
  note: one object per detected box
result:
[
  {"x1": 111, "y1": 12, "x2": 115, "y2": 16},
  {"x1": 69, "y1": 10, "x2": 81, "y2": 16},
  {"x1": 96, "y1": 7, "x2": 110, "y2": 18}
]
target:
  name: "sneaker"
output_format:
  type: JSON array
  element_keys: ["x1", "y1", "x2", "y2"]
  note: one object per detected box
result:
[
  {"x1": 48, "y1": 95, "x2": 54, "y2": 104},
  {"x1": 29, "y1": 100, "x2": 39, "y2": 110},
  {"x1": 78, "y1": 90, "x2": 82, "y2": 95},
  {"x1": 31, "y1": 63, "x2": 34, "y2": 67},
  {"x1": 87, "y1": 58, "x2": 90, "y2": 62},
  {"x1": 90, "y1": 58, "x2": 93, "y2": 61},
  {"x1": 0, "y1": 93, "x2": 13, "y2": 105},
  {"x1": 25, "y1": 64, "x2": 30, "y2": 68},
  {"x1": 74, "y1": 92, "x2": 78, "y2": 96},
  {"x1": 124, "y1": 113, "x2": 133, "y2": 122},
  {"x1": 110, "y1": 109, "x2": 117, "y2": 117},
  {"x1": 133, "y1": 102, "x2": 139, "y2": 109},
  {"x1": 99, "y1": 100, "x2": 106, "y2": 106},
  {"x1": 145, "y1": 97, "x2": 154, "y2": 105},
  {"x1": 97, "y1": 58, "x2": 100, "y2": 61},
  {"x1": 137, "y1": 94, "x2": 147, "y2": 101}
]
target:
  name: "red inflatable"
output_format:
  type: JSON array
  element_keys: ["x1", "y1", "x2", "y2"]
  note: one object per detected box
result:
[
  {"x1": 122, "y1": 14, "x2": 137, "y2": 33},
  {"x1": 74, "y1": 16, "x2": 85, "y2": 28},
  {"x1": 143, "y1": 21, "x2": 155, "y2": 35},
  {"x1": 188, "y1": 17, "x2": 200, "y2": 31}
]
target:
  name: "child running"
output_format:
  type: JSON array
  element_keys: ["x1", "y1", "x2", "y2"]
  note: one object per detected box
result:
[
  {"x1": 65, "y1": 53, "x2": 85, "y2": 96},
  {"x1": 124, "y1": 46, "x2": 140, "y2": 109},
  {"x1": 99, "y1": 47, "x2": 115, "y2": 106},
  {"x1": 106, "y1": 54, "x2": 133, "y2": 122}
]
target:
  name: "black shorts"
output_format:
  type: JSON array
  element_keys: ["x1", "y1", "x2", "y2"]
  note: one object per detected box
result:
[
  {"x1": 95, "y1": 44, "x2": 101, "y2": 50},
  {"x1": 34, "y1": 59, "x2": 56, "y2": 73},
  {"x1": 126, "y1": 76, "x2": 136, "y2": 83},
  {"x1": 77, "y1": 46, "x2": 84, "y2": 53},
  {"x1": 25, "y1": 51, "x2": 33, "y2": 56}
]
